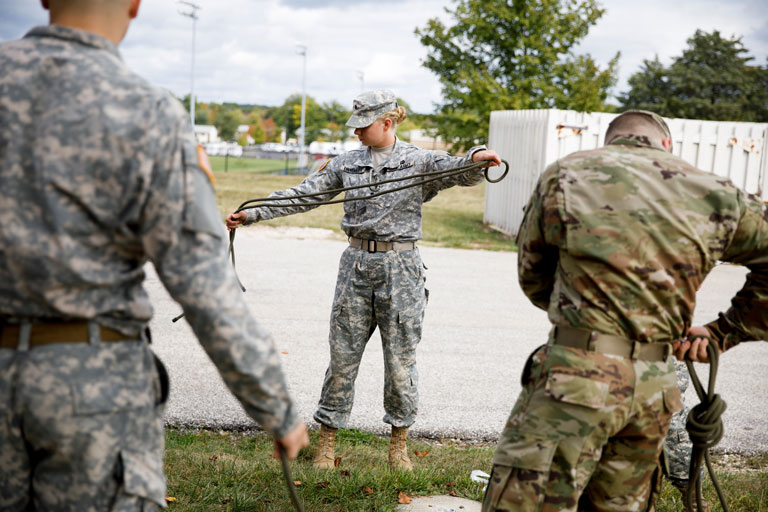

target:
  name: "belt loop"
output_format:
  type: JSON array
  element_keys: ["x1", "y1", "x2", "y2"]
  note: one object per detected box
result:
[
  {"x1": 88, "y1": 321, "x2": 101, "y2": 345},
  {"x1": 630, "y1": 340, "x2": 640, "y2": 360},
  {"x1": 367, "y1": 239, "x2": 377, "y2": 253},
  {"x1": 18, "y1": 322, "x2": 31, "y2": 351}
]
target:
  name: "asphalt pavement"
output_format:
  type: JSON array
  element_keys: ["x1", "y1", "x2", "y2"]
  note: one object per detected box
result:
[{"x1": 147, "y1": 226, "x2": 768, "y2": 454}]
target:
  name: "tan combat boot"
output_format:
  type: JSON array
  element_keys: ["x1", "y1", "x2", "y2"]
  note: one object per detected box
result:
[
  {"x1": 312, "y1": 424, "x2": 338, "y2": 470},
  {"x1": 388, "y1": 426, "x2": 413, "y2": 471}
]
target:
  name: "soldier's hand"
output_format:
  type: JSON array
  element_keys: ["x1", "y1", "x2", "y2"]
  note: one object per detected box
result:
[
  {"x1": 273, "y1": 423, "x2": 309, "y2": 460},
  {"x1": 226, "y1": 211, "x2": 247, "y2": 230},
  {"x1": 471, "y1": 149, "x2": 502, "y2": 168},
  {"x1": 673, "y1": 325, "x2": 717, "y2": 363}
]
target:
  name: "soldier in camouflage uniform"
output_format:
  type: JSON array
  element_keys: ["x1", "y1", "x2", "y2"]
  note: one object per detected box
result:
[
  {"x1": 0, "y1": 1, "x2": 307, "y2": 510},
  {"x1": 482, "y1": 110, "x2": 768, "y2": 511},
  {"x1": 227, "y1": 89, "x2": 501, "y2": 471}
]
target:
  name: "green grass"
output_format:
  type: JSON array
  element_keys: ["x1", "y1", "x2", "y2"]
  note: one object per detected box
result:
[
  {"x1": 164, "y1": 428, "x2": 768, "y2": 511},
  {"x1": 210, "y1": 158, "x2": 516, "y2": 252}
]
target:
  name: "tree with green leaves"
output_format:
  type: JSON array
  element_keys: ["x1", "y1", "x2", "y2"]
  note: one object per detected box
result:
[
  {"x1": 215, "y1": 108, "x2": 243, "y2": 141},
  {"x1": 415, "y1": 0, "x2": 618, "y2": 150},
  {"x1": 620, "y1": 30, "x2": 768, "y2": 122}
]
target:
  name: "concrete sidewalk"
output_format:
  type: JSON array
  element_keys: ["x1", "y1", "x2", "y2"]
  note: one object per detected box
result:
[{"x1": 147, "y1": 226, "x2": 768, "y2": 454}]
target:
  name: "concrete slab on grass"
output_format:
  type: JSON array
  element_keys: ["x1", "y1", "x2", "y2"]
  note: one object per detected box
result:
[{"x1": 396, "y1": 495, "x2": 481, "y2": 512}]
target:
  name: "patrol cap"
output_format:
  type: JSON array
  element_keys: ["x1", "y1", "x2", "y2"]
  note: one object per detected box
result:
[
  {"x1": 609, "y1": 109, "x2": 672, "y2": 142},
  {"x1": 346, "y1": 89, "x2": 398, "y2": 128}
]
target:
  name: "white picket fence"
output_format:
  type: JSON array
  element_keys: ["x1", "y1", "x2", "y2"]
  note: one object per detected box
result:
[{"x1": 485, "y1": 109, "x2": 768, "y2": 236}]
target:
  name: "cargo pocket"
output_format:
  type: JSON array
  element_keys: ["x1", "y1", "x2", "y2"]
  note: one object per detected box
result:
[
  {"x1": 397, "y1": 302, "x2": 424, "y2": 345},
  {"x1": 120, "y1": 449, "x2": 167, "y2": 507},
  {"x1": 485, "y1": 432, "x2": 557, "y2": 511}
]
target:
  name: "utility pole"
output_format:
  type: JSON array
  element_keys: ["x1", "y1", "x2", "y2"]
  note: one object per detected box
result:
[
  {"x1": 296, "y1": 44, "x2": 307, "y2": 170},
  {"x1": 356, "y1": 70, "x2": 364, "y2": 93},
  {"x1": 178, "y1": 1, "x2": 200, "y2": 129}
]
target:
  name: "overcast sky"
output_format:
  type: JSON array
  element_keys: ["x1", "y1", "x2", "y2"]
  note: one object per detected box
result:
[{"x1": 3, "y1": 0, "x2": 767, "y2": 113}]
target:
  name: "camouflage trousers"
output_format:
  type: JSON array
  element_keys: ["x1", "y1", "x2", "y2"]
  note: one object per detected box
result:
[
  {"x1": 0, "y1": 339, "x2": 168, "y2": 511},
  {"x1": 482, "y1": 342, "x2": 682, "y2": 512},
  {"x1": 314, "y1": 246, "x2": 426, "y2": 429},
  {"x1": 663, "y1": 360, "x2": 693, "y2": 486}
]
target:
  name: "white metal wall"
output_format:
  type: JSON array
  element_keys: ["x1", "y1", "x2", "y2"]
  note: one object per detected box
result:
[{"x1": 485, "y1": 109, "x2": 768, "y2": 236}]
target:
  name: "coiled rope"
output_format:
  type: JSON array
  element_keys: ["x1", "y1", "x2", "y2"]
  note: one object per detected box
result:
[{"x1": 684, "y1": 340, "x2": 729, "y2": 512}]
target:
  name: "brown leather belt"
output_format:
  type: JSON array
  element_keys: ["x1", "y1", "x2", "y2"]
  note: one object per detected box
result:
[
  {"x1": 0, "y1": 320, "x2": 137, "y2": 349},
  {"x1": 551, "y1": 325, "x2": 672, "y2": 362},
  {"x1": 349, "y1": 236, "x2": 415, "y2": 253}
]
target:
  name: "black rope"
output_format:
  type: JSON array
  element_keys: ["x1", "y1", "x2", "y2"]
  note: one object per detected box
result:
[
  {"x1": 171, "y1": 159, "x2": 509, "y2": 324},
  {"x1": 684, "y1": 339, "x2": 729, "y2": 512},
  {"x1": 279, "y1": 445, "x2": 305, "y2": 512}
]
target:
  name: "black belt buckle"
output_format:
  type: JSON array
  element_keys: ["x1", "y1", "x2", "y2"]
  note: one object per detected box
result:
[{"x1": 367, "y1": 239, "x2": 377, "y2": 253}]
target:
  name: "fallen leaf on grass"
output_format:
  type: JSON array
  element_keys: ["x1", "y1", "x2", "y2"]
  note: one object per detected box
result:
[
  {"x1": 208, "y1": 454, "x2": 218, "y2": 463},
  {"x1": 413, "y1": 450, "x2": 430, "y2": 457},
  {"x1": 293, "y1": 481, "x2": 302, "y2": 487},
  {"x1": 334, "y1": 456, "x2": 342, "y2": 467},
  {"x1": 165, "y1": 496, "x2": 177, "y2": 503},
  {"x1": 339, "y1": 469, "x2": 350, "y2": 477},
  {"x1": 361, "y1": 486, "x2": 374, "y2": 495},
  {"x1": 398, "y1": 491, "x2": 412, "y2": 504},
  {"x1": 315, "y1": 481, "x2": 330, "y2": 489},
  {"x1": 449, "y1": 489, "x2": 459, "y2": 497},
  {"x1": 445, "y1": 481, "x2": 456, "y2": 487}
]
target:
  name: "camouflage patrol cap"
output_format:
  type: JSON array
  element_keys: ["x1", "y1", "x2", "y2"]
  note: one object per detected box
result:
[
  {"x1": 346, "y1": 89, "x2": 398, "y2": 128},
  {"x1": 610, "y1": 109, "x2": 672, "y2": 143}
]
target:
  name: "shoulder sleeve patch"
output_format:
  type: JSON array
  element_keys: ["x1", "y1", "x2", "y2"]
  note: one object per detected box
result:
[
  {"x1": 197, "y1": 145, "x2": 216, "y2": 186},
  {"x1": 316, "y1": 158, "x2": 331, "y2": 173}
]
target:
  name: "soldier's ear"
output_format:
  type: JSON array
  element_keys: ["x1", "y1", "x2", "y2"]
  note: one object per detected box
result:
[{"x1": 129, "y1": 0, "x2": 141, "y2": 19}]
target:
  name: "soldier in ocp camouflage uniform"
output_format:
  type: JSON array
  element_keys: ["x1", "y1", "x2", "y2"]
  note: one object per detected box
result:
[
  {"x1": 228, "y1": 89, "x2": 501, "y2": 470},
  {"x1": 0, "y1": 1, "x2": 308, "y2": 510},
  {"x1": 482, "y1": 110, "x2": 768, "y2": 511}
]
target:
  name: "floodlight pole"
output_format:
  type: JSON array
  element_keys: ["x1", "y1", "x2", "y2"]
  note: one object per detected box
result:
[
  {"x1": 178, "y1": 1, "x2": 200, "y2": 129},
  {"x1": 296, "y1": 44, "x2": 308, "y2": 169}
]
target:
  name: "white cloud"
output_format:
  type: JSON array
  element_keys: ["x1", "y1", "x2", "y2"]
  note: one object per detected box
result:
[{"x1": 2, "y1": 0, "x2": 765, "y2": 113}]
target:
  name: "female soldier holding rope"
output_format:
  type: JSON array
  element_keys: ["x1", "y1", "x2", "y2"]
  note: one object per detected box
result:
[{"x1": 227, "y1": 89, "x2": 501, "y2": 471}]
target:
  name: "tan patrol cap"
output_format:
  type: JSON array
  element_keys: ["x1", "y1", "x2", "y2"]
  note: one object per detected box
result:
[{"x1": 609, "y1": 109, "x2": 672, "y2": 148}]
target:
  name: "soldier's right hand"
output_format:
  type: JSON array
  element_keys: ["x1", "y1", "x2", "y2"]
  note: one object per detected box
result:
[
  {"x1": 273, "y1": 422, "x2": 309, "y2": 460},
  {"x1": 226, "y1": 210, "x2": 247, "y2": 230}
]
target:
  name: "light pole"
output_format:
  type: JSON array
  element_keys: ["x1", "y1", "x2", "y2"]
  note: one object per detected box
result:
[
  {"x1": 178, "y1": 1, "x2": 200, "y2": 129},
  {"x1": 356, "y1": 70, "x2": 364, "y2": 93},
  {"x1": 296, "y1": 44, "x2": 307, "y2": 169}
]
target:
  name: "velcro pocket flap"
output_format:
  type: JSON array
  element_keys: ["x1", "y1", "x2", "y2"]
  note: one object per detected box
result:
[
  {"x1": 546, "y1": 371, "x2": 609, "y2": 409},
  {"x1": 121, "y1": 449, "x2": 167, "y2": 506},
  {"x1": 662, "y1": 386, "x2": 683, "y2": 413},
  {"x1": 492, "y1": 431, "x2": 557, "y2": 471}
]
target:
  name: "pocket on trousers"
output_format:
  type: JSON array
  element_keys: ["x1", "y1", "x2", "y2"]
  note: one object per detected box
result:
[
  {"x1": 662, "y1": 385, "x2": 683, "y2": 414},
  {"x1": 545, "y1": 371, "x2": 609, "y2": 409},
  {"x1": 120, "y1": 449, "x2": 167, "y2": 506},
  {"x1": 70, "y1": 349, "x2": 154, "y2": 416},
  {"x1": 487, "y1": 432, "x2": 556, "y2": 510}
]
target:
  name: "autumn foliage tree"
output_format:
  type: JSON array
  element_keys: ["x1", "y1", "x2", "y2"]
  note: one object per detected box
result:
[{"x1": 416, "y1": 0, "x2": 618, "y2": 150}]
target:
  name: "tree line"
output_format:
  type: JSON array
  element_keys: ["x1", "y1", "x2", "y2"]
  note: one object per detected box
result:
[
  {"x1": 180, "y1": 94, "x2": 431, "y2": 145},
  {"x1": 182, "y1": 0, "x2": 768, "y2": 150}
]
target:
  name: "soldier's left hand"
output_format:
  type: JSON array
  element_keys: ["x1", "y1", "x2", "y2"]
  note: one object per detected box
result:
[
  {"x1": 471, "y1": 149, "x2": 501, "y2": 168},
  {"x1": 673, "y1": 325, "x2": 718, "y2": 363}
]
